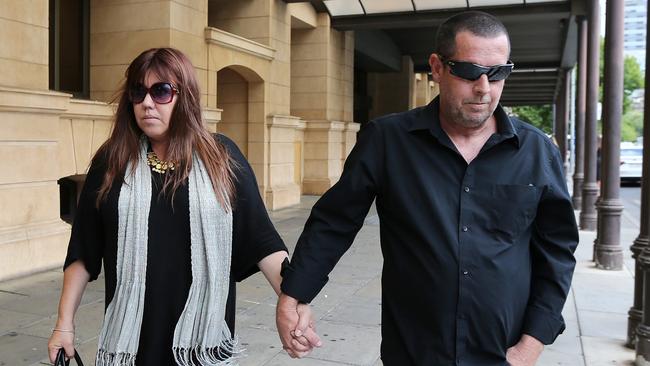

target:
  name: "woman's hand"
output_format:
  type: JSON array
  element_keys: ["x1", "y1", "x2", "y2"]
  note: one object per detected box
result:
[
  {"x1": 276, "y1": 293, "x2": 322, "y2": 358},
  {"x1": 47, "y1": 326, "x2": 75, "y2": 363},
  {"x1": 47, "y1": 260, "x2": 90, "y2": 363}
]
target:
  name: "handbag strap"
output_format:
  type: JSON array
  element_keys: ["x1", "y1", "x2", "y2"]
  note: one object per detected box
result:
[{"x1": 55, "y1": 348, "x2": 84, "y2": 366}]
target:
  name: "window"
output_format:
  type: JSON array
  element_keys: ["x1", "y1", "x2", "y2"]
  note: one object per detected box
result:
[{"x1": 49, "y1": 0, "x2": 90, "y2": 98}]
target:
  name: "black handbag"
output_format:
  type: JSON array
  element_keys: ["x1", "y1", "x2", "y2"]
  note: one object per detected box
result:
[{"x1": 54, "y1": 348, "x2": 85, "y2": 366}]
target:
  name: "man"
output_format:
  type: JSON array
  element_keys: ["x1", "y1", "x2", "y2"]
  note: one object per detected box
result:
[{"x1": 276, "y1": 11, "x2": 578, "y2": 366}]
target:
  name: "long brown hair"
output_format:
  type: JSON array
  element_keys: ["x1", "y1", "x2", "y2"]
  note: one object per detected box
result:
[{"x1": 95, "y1": 48, "x2": 235, "y2": 209}]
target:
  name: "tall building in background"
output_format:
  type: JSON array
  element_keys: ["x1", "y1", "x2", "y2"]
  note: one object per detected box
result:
[{"x1": 625, "y1": 0, "x2": 647, "y2": 69}]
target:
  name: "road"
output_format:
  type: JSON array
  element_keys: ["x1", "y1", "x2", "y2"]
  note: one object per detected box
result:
[{"x1": 621, "y1": 185, "x2": 642, "y2": 229}]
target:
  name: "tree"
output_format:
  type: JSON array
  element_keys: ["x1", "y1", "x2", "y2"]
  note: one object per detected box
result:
[
  {"x1": 507, "y1": 37, "x2": 644, "y2": 141},
  {"x1": 623, "y1": 56, "x2": 644, "y2": 113},
  {"x1": 509, "y1": 105, "x2": 553, "y2": 134},
  {"x1": 599, "y1": 37, "x2": 644, "y2": 114},
  {"x1": 621, "y1": 110, "x2": 644, "y2": 142},
  {"x1": 624, "y1": 55, "x2": 644, "y2": 92}
]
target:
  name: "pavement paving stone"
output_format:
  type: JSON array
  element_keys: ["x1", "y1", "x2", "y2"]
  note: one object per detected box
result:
[
  {"x1": 310, "y1": 282, "x2": 365, "y2": 316},
  {"x1": 577, "y1": 310, "x2": 629, "y2": 341},
  {"x1": 0, "y1": 309, "x2": 44, "y2": 336},
  {"x1": 0, "y1": 291, "x2": 29, "y2": 308},
  {"x1": 322, "y1": 297, "x2": 382, "y2": 328},
  {"x1": 237, "y1": 302, "x2": 279, "y2": 332},
  {"x1": 0, "y1": 271, "x2": 62, "y2": 295},
  {"x1": 581, "y1": 335, "x2": 635, "y2": 366},
  {"x1": 301, "y1": 321, "x2": 381, "y2": 365},
  {"x1": 350, "y1": 276, "x2": 382, "y2": 300},
  {"x1": 264, "y1": 353, "x2": 361, "y2": 365},
  {"x1": 236, "y1": 327, "x2": 283, "y2": 366},
  {"x1": 572, "y1": 274, "x2": 634, "y2": 315},
  {"x1": 537, "y1": 349, "x2": 585, "y2": 366},
  {"x1": 237, "y1": 298, "x2": 267, "y2": 316},
  {"x1": 0, "y1": 332, "x2": 49, "y2": 366},
  {"x1": 327, "y1": 269, "x2": 379, "y2": 288},
  {"x1": 0, "y1": 287, "x2": 103, "y2": 318}
]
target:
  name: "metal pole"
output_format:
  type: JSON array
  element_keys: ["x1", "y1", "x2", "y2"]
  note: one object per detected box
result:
[
  {"x1": 562, "y1": 68, "x2": 571, "y2": 175},
  {"x1": 554, "y1": 81, "x2": 564, "y2": 152},
  {"x1": 573, "y1": 17, "x2": 587, "y2": 209},
  {"x1": 556, "y1": 73, "x2": 567, "y2": 165},
  {"x1": 594, "y1": 0, "x2": 624, "y2": 270},
  {"x1": 632, "y1": 0, "x2": 650, "y2": 354},
  {"x1": 580, "y1": 0, "x2": 600, "y2": 231}
]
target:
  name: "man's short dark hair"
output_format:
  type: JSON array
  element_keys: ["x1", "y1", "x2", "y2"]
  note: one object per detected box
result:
[{"x1": 435, "y1": 11, "x2": 511, "y2": 59}]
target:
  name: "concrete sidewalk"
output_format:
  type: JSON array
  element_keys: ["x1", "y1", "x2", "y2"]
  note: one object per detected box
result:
[{"x1": 0, "y1": 195, "x2": 637, "y2": 365}]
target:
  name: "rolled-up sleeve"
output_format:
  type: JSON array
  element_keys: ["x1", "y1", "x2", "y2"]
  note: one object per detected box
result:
[
  {"x1": 281, "y1": 121, "x2": 383, "y2": 303},
  {"x1": 523, "y1": 145, "x2": 578, "y2": 344},
  {"x1": 64, "y1": 156, "x2": 106, "y2": 281}
]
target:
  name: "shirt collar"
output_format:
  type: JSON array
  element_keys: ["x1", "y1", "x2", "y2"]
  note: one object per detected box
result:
[{"x1": 409, "y1": 97, "x2": 520, "y2": 148}]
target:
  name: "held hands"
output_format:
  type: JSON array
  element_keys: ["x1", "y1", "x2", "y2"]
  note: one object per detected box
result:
[
  {"x1": 47, "y1": 321, "x2": 76, "y2": 364},
  {"x1": 505, "y1": 334, "x2": 544, "y2": 366},
  {"x1": 276, "y1": 293, "x2": 322, "y2": 358}
]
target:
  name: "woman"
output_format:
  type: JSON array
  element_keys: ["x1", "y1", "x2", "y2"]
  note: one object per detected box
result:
[{"x1": 47, "y1": 48, "x2": 314, "y2": 365}]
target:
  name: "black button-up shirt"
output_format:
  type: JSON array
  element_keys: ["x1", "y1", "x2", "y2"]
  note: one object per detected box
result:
[{"x1": 281, "y1": 98, "x2": 578, "y2": 366}]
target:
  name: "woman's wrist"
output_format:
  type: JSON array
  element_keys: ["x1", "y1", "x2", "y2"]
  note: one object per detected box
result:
[
  {"x1": 54, "y1": 318, "x2": 75, "y2": 331},
  {"x1": 52, "y1": 328, "x2": 75, "y2": 333}
]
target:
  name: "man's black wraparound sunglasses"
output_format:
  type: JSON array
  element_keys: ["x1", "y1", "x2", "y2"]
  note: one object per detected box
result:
[
  {"x1": 129, "y1": 82, "x2": 180, "y2": 104},
  {"x1": 442, "y1": 59, "x2": 515, "y2": 82}
]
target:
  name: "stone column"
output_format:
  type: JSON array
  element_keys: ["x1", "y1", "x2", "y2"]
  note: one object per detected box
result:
[
  {"x1": 580, "y1": 0, "x2": 600, "y2": 231},
  {"x1": 629, "y1": 0, "x2": 650, "y2": 350},
  {"x1": 367, "y1": 56, "x2": 415, "y2": 120},
  {"x1": 291, "y1": 13, "x2": 355, "y2": 194},
  {"x1": 414, "y1": 73, "x2": 432, "y2": 107},
  {"x1": 266, "y1": 114, "x2": 305, "y2": 208},
  {"x1": 573, "y1": 16, "x2": 587, "y2": 209},
  {"x1": 594, "y1": 0, "x2": 624, "y2": 270}
]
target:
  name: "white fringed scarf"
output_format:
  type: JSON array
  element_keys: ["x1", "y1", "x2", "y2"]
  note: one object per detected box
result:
[{"x1": 96, "y1": 138, "x2": 239, "y2": 365}]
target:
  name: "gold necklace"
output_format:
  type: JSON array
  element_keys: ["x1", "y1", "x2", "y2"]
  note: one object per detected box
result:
[{"x1": 147, "y1": 151, "x2": 176, "y2": 174}]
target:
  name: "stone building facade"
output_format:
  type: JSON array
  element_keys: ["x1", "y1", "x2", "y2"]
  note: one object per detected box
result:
[{"x1": 0, "y1": 0, "x2": 436, "y2": 280}]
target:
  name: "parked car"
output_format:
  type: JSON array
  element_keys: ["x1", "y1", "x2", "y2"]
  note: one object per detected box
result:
[{"x1": 620, "y1": 144, "x2": 643, "y2": 184}]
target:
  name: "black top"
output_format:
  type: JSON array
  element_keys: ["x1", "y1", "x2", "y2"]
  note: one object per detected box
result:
[
  {"x1": 281, "y1": 98, "x2": 578, "y2": 366},
  {"x1": 64, "y1": 135, "x2": 286, "y2": 366}
]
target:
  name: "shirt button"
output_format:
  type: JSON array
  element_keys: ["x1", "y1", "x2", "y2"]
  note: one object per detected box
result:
[
  {"x1": 462, "y1": 226, "x2": 468, "y2": 232},
  {"x1": 464, "y1": 186, "x2": 470, "y2": 193},
  {"x1": 462, "y1": 270, "x2": 469, "y2": 275}
]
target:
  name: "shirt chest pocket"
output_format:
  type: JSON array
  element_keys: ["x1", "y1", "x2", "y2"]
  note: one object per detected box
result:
[{"x1": 474, "y1": 184, "x2": 540, "y2": 242}]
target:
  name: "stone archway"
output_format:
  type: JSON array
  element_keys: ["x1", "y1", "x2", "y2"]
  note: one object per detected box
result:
[
  {"x1": 215, "y1": 65, "x2": 266, "y2": 187},
  {"x1": 217, "y1": 68, "x2": 249, "y2": 156}
]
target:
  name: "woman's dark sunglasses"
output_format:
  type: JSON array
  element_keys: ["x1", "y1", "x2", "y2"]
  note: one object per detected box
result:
[
  {"x1": 443, "y1": 59, "x2": 514, "y2": 82},
  {"x1": 129, "y1": 82, "x2": 180, "y2": 104}
]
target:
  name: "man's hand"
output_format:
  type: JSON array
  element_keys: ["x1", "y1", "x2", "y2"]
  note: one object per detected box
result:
[
  {"x1": 506, "y1": 334, "x2": 544, "y2": 366},
  {"x1": 276, "y1": 293, "x2": 322, "y2": 358}
]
